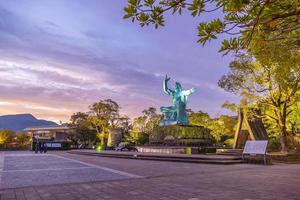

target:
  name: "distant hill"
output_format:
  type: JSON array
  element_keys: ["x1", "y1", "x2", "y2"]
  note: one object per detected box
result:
[{"x1": 0, "y1": 114, "x2": 57, "y2": 132}]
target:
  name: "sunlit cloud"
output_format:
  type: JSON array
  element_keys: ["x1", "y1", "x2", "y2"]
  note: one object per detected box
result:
[
  {"x1": 0, "y1": 60, "x2": 91, "y2": 82},
  {"x1": 23, "y1": 105, "x2": 71, "y2": 113},
  {"x1": 0, "y1": 101, "x2": 14, "y2": 106}
]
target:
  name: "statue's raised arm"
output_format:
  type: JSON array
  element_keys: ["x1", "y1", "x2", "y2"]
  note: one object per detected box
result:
[
  {"x1": 163, "y1": 75, "x2": 174, "y2": 96},
  {"x1": 182, "y1": 87, "x2": 196, "y2": 96}
]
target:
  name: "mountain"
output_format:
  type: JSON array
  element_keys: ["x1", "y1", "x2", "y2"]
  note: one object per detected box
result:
[{"x1": 0, "y1": 114, "x2": 57, "y2": 132}]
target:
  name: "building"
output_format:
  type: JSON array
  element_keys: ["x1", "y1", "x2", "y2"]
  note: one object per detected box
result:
[{"x1": 24, "y1": 125, "x2": 73, "y2": 150}]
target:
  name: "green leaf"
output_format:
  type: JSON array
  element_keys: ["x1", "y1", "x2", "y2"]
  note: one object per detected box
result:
[
  {"x1": 188, "y1": 0, "x2": 204, "y2": 17},
  {"x1": 139, "y1": 13, "x2": 150, "y2": 22},
  {"x1": 144, "y1": 0, "x2": 154, "y2": 7},
  {"x1": 219, "y1": 38, "x2": 242, "y2": 55}
]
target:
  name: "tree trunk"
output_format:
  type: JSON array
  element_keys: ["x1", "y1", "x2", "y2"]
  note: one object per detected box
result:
[
  {"x1": 279, "y1": 124, "x2": 288, "y2": 153},
  {"x1": 277, "y1": 111, "x2": 288, "y2": 153}
]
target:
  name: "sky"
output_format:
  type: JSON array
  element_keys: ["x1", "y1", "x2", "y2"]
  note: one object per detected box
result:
[{"x1": 0, "y1": 0, "x2": 239, "y2": 123}]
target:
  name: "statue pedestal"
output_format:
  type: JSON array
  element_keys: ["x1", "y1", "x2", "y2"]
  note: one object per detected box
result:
[{"x1": 150, "y1": 125, "x2": 214, "y2": 146}]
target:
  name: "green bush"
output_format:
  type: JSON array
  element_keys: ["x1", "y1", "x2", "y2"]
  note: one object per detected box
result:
[
  {"x1": 268, "y1": 136, "x2": 281, "y2": 152},
  {"x1": 151, "y1": 125, "x2": 211, "y2": 140},
  {"x1": 224, "y1": 138, "x2": 234, "y2": 148},
  {"x1": 124, "y1": 135, "x2": 137, "y2": 146},
  {"x1": 125, "y1": 133, "x2": 149, "y2": 146},
  {"x1": 137, "y1": 133, "x2": 149, "y2": 145},
  {"x1": 61, "y1": 142, "x2": 71, "y2": 150},
  {"x1": 150, "y1": 125, "x2": 214, "y2": 146}
]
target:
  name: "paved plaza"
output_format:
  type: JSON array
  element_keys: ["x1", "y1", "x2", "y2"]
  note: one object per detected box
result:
[
  {"x1": 0, "y1": 151, "x2": 300, "y2": 200},
  {"x1": 0, "y1": 152, "x2": 138, "y2": 189}
]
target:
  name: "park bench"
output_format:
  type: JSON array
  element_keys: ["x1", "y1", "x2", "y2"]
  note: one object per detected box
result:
[{"x1": 242, "y1": 140, "x2": 269, "y2": 165}]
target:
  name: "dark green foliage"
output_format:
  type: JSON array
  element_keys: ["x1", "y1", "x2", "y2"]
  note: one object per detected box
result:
[
  {"x1": 268, "y1": 136, "x2": 281, "y2": 152},
  {"x1": 69, "y1": 112, "x2": 97, "y2": 147},
  {"x1": 137, "y1": 133, "x2": 150, "y2": 145},
  {"x1": 124, "y1": 132, "x2": 149, "y2": 145},
  {"x1": 61, "y1": 142, "x2": 71, "y2": 150},
  {"x1": 124, "y1": 0, "x2": 300, "y2": 54}
]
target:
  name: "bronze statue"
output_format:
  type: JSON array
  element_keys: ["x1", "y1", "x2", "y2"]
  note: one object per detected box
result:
[{"x1": 160, "y1": 75, "x2": 196, "y2": 126}]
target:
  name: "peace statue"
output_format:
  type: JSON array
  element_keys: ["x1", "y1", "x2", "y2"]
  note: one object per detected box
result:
[{"x1": 160, "y1": 75, "x2": 196, "y2": 126}]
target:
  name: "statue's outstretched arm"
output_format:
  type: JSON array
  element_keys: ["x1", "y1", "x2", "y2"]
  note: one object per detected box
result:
[
  {"x1": 163, "y1": 75, "x2": 174, "y2": 95},
  {"x1": 182, "y1": 87, "x2": 196, "y2": 96}
]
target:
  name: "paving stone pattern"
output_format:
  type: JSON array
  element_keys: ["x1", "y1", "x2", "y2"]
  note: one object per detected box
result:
[
  {"x1": 1, "y1": 151, "x2": 300, "y2": 200},
  {"x1": 0, "y1": 153, "x2": 128, "y2": 189}
]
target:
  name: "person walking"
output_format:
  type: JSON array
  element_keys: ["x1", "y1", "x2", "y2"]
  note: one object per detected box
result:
[
  {"x1": 35, "y1": 141, "x2": 39, "y2": 153},
  {"x1": 43, "y1": 143, "x2": 48, "y2": 153},
  {"x1": 40, "y1": 142, "x2": 44, "y2": 153}
]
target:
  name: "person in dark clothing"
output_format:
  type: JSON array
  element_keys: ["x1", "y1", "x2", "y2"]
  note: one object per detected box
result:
[
  {"x1": 40, "y1": 142, "x2": 44, "y2": 153},
  {"x1": 35, "y1": 141, "x2": 39, "y2": 153},
  {"x1": 43, "y1": 143, "x2": 48, "y2": 153}
]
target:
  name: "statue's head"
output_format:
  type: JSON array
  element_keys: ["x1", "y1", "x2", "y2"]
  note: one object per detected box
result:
[{"x1": 175, "y1": 82, "x2": 182, "y2": 92}]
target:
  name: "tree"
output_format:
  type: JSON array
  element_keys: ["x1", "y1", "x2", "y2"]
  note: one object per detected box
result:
[
  {"x1": 88, "y1": 99, "x2": 128, "y2": 146},
  {"x1": 132, "y1": 116, "x2": 147, "y2": 133},
  {"x1": 189, "y1": 110, "x2": 211, "y2": 127},
  {"x1": 15, "y1": 132, "x2": 30, "y2": 148},
  {"x1": 132, "y1": 107, "x2": 161, "y2": 134},
  {"x1": 89, "y1": 99, "x2": 121, "y2": 128},
  {"x1": 124, "y1": 0, "x2": 300, "y2": 54},
  {"x1": 0, "y1": 130, "x2": 14, "y2": 148},
  {"x1": 287, "y1": 101, "x2": 300, "y2": 136},
  {"x1": 218, "y1": 115, "x2": 237, "y2": 139},
  {"x1": 130, "y1": 107, "x2": 162, "y2": 144},
  {"x1": 88, "y1": 115, "x2": 109, "y2": 146},
  {"x1": 69, "y1": 112, "x2": 96, "y2": 147},
  {"x1": 70, "y1": 99, "x2": 129, "y2": 147},
  {"x1": 116, "y1": 115, "x2": 132, "y2": 135},
  {"x1": 218, "y1": 49, "x2": 300, "y2": 152},
  {"x1": 142, "y1": 107, "x2": 162, "y2": 133},
  {"x1": 189, "y1": 111, "x2": 236, "y2": 143}
]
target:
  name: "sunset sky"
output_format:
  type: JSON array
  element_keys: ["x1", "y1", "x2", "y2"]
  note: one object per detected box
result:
[{"x1": 0, "y1": 0, "x2": 239, "y2": 123}]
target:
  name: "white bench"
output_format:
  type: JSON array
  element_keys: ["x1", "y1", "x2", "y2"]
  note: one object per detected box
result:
[{"x1": 242, "y1": 140, "x2": 268, "y2": 165}]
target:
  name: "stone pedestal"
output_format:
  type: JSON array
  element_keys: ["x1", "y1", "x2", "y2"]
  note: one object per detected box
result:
[{"x1": 150, "y1": 125, "x2": 214, "y2": 146}]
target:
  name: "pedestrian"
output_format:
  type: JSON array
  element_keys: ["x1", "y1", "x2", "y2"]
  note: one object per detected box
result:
[
  {"x1": 44, "y1": 143, "x2": 48, "y2": 153},
  {"x1": 40, "y1": 142, "x2": 44, "y2": 153},
  {"x1": 35, "y1": 141, "x2": 39, "y2": 153}
]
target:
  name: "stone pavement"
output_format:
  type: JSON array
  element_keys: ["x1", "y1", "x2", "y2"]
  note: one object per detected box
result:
[
  {"x1": 1, "y1": 151, "x2": 300, "y2": 200},
  {"x1": 0, "y1": 152, "x2": 138, "y2": 189}
]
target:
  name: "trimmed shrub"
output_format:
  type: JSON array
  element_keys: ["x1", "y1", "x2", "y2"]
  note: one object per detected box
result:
[{"x1": 150, "y1": 125, "x2": 214, "y2": 146}]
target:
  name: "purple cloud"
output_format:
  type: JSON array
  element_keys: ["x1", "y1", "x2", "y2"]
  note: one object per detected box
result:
[{"x1": 0, "y1": 0, "x2": 238, "y2": 122}]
